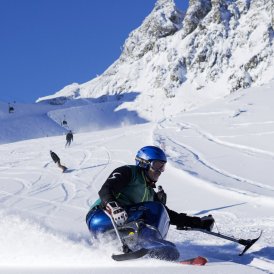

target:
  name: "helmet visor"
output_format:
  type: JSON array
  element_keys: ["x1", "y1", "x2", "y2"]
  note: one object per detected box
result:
[{"x1": 150, "y1": 160, "x2": 166, "y2": 172}]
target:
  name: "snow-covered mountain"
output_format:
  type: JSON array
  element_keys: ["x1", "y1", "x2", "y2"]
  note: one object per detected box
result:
[{"x1": 37, "y1": 0, "x2": 274, "y2": 121}]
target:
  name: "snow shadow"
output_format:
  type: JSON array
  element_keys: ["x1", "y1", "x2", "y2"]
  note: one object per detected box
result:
[
  {"x1": 0, "y1": 92, "x2": 148, "y2": 143},
  {"x1": 46, "y1": 92, "x2": 149, "y2": 133},
  {"x1": 39, "y1": 92, "x2": 140, "y2": 106},
  {"x1": 194, "y1": 202, "x2": 246, "y2": 215},
  {"x1": 252, "y1": 247, "x2": 274, "y2": 261}
]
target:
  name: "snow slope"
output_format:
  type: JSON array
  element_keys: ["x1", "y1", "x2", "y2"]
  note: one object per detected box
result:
[
  {"x1": 0, "y1": 81, "x2": 274, "y2": 273},
  {"x1": 0, "y1": 96, "x2": 147, "y2": 144}
]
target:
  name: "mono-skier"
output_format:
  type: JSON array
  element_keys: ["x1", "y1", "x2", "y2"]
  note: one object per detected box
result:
[
  {"x1": 156, "y1": 185, "x2": 167, "y2": 205},
  {"x1": 65, "y1": 130, "x2": 73, "y2": 147},
  {"x1": 50, "y1": 150, "x2": 67, "y2": 172},
  {"x1": 86, "y1": 146, "x2": 214, "y2": 231}
]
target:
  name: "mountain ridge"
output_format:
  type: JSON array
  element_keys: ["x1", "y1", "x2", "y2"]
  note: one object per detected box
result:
[{"x1": 37, "y1": 0, "x2": 273, "y2": 121}]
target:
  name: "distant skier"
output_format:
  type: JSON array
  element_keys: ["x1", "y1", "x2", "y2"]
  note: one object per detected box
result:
[
  {"x1": 156, "y1": 185, "x2": 167, "y2": 205},
  {"x1": 8, "y1": 103, "x2": 14, "y2": 113},
  {"x1": 50, "y1": 150, "x2": 67, "y2": 172},
  {"x1": 65, "y1": 130, "x2": 73, "y2": 147}
]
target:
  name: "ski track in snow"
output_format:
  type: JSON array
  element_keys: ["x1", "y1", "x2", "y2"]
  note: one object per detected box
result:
[
  {"x1": 153, "y1": 118, "x2": 274, "y2": 272},
  {"x1": 0, "y1": 127, "x2": 148, "y2": 228},
  {"x1": 155, "y1": 119, "x2": 274, "y2": 200},
  {"x1": 180, "y1": 121, "x2": 274, "y2": 160},
  {"x1": 166, "y1": 134, "x2": 274, "y2": 196},
  {"x1": 0, "y1": 120, "x2": 273, "y2": 272}
]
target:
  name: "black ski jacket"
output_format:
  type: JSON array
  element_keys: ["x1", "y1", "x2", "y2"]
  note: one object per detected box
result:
[
  {"x1": 98, "y1": 165, "x2": 202, "y2": 228},
  {"x1": 50, "y1": 151, "x2": 60, "y2": 163},
  {"x1": 66, "y1": 132, "x2": 73, "y2": 141}
]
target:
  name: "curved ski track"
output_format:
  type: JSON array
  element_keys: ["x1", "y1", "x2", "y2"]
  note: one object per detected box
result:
[{"x1": 155, "y1": 120, "x2": 274, "y2": 201}]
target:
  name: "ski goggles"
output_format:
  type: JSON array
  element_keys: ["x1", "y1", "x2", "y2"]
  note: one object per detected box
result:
[{"x1": 150, "y1": 160, "x2": 166, "y2": 172}]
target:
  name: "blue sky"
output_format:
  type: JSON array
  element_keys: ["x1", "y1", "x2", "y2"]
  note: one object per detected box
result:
[{"x1": 0, "y1": 0, "x2": 188, "y2": 103}]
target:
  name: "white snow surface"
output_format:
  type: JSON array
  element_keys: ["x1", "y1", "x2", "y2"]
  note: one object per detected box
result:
[{"x1": 1, "y1": 80, "x2": 274, "y2": 273}]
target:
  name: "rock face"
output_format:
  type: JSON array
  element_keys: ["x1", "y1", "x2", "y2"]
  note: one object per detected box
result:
[{"x1": 38, "y1": 0, "x2": 274, "y2": 120}]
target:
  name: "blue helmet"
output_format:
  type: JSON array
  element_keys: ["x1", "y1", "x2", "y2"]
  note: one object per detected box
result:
[{"x1": 135, "y1": 146, "x2": 167, "y2": 169}]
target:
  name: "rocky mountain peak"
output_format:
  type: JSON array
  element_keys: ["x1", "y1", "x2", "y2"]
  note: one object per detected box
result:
[
  {"x1": 38, "y1": 0, "x2": 274, "y2": 121},
  {"x1": 121, "y1": 0, "x2": 183, "y2": 61}
]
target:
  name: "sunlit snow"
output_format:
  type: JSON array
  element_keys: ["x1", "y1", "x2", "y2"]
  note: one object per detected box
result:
[{"x1": 0, "y1": 81, "x2": 273, "y2": 273}]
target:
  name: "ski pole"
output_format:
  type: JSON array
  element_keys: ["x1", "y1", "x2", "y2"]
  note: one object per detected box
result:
[
  {"x1": 104, "y1": 210, "x2": 132, "y2": 253},
  {"x1": 180, "y1": 227, "x2": 262, "y2": 256}
]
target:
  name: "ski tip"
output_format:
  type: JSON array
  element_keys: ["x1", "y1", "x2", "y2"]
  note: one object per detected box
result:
[
  {"x1": 239, "y1": 230, "x2": 263, "y2": 256},
  {"x1": 179, "y1": 256, "x2": 208, "y2": 266}
]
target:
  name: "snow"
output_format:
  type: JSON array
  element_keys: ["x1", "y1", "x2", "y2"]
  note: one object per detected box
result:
[{"x1": 0, "y1": 80, "x2": 274, "y2": 273}]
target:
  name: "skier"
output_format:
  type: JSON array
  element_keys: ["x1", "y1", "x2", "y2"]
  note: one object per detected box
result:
[
  {"x1": 157, "y1": 185, "x2": 167, "y2": 205},
  {"x1": 8, "y1": 104, "x2": 14, "y2": 113},
  {"x1": 87, "y1": 146, "x2": 214, "y2": 231},
  {"x1": 65, "y1": 131, "x2": 73, "y2": 147},
  {"x1": 50, "y1": 150, "x2": 67, "y2": 172}
]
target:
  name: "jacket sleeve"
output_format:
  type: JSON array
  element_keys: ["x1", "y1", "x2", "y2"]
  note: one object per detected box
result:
[
  {"x1": 98, "y1": 165, "x2": 132, "y2": 207},
  {"x1": 165, "y1": 207, "x2": 202, "y2": 228}
]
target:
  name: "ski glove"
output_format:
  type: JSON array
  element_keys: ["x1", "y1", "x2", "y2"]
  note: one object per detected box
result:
[
  {"x1": 200, "y1": 215, "x2": 215, "y2": 231},
  {"x1": 174, "y1": 213, "x2": 214, "y2": 231},
  {"x1": 106, "y1": 201, "x2": 128, "y2": 226}
]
